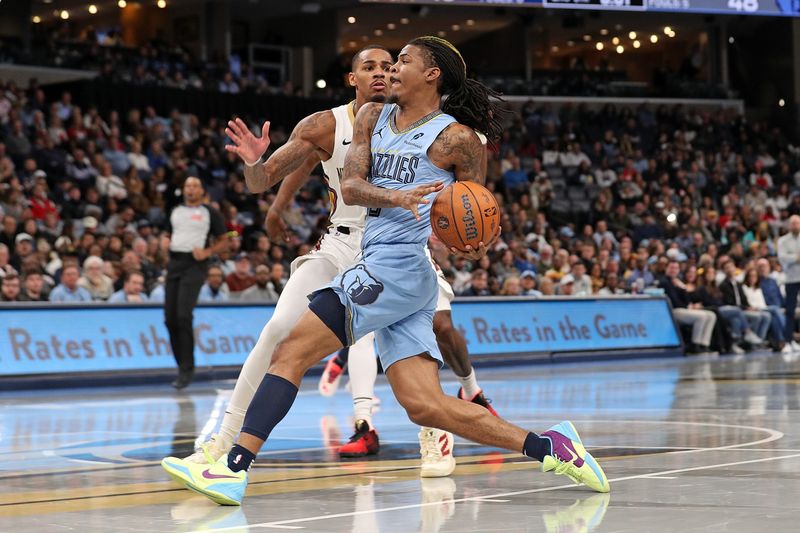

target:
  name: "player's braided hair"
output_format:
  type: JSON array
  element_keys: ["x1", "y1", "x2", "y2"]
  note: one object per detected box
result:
[{"x1": 408, "y1": 36, "x2": 505, "y2": 141}]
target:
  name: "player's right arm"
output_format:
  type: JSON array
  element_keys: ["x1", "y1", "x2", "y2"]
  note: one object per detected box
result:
[
  {"x1": 341, "y1": 103, "x2": 443, "y2": 220},
  {"x1": 265, "y1": 156, "x2": 321, "y2": 243},
  {"x1": 225, "y1": 111, "x2": 333, "y2": 194}
]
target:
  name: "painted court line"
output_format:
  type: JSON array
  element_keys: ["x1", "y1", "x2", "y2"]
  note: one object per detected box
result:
[{"x1": 190, "y1": 452, "x2": 800, "y2": 532}]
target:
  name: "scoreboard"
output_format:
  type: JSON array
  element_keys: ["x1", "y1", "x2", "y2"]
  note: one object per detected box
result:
[
  {"x1": 542, "y1": 0, "x2": 800, "y2": 16},
  {"x1": 361, "y1": 0, "x2": 800, "y2": 16}
]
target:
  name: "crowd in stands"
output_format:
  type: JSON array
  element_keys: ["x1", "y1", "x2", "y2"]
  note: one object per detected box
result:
[{"x1": 3, "y1": 74, "x2": 800, "y2": 354}]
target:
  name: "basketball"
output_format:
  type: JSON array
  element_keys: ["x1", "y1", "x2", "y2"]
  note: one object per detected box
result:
[{"x1": 430, "y1": 181, "x2": 500, "y2": 251}]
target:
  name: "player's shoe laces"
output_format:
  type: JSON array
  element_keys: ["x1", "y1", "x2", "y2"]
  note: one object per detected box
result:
[
  {"x1": 162, "y1": 449, "x2": 248, "y2": 506},
  {"x1": 540, "y1": 421, "x2": 609, "y2": 493},
  {"x1": 319, "y1": 357, "x2": 347, "y2": 397},
  {"x1": 457, "y1": 388, "x2": 499, "y2": 417},
  {"x1": 184, "y1": 433, "x2": 232, "y2": 464},
  {"x1": 338, "y1": 420, "x2": 380, "y2": 458},
  {"x1": 419, "y1": 427, "x2": 456, "y2": 478}
]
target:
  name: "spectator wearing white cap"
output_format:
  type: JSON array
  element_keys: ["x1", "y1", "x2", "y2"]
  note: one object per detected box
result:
[
  {"x1": 520, "y1": 270, "x2": 542, "y2": 297},
  {"x1": 11, "y1": 232, "x2": 34, "y2": 272},
  {"x1": 558, "y1": 274, "x2": 575, "y2": 296}
]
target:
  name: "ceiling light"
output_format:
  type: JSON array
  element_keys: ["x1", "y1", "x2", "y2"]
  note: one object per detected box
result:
[
  {"x1": 374, "y1": 29, "x2": 383, "y2": 36},
  {"x1": 348, "y1": 41, "x2": 356, "y2": 47},
  {"x1": 615, "y1": 24, "x2": 622, "y2": 30},
  {"x1": 668, "y1": 30, "x2": 676, "y2": 38},
  {"x1": 88, "y1": 5, "x2": 98, "y2": 14},
  {"x1": 32, "y1": 16, "x2": 41, "y2": 23},
  {"x1": 452, "y1": 24, "x2": 460, "y2": 31},
  {"x1": 316, "y1": 79, "x2": 327, "y2": 89},
  {"x1": 157, "y1": 0, "x2": 166, "y2": 8},
  {"x1": 551, "y1": 45, "x2": 559, "y2": 52},
  {"x1": 650, "y1": 35, "x2": 658, "y2": 43},
  {"x1": 616, "y1": 45, "x2": 624, "y2": 54},
  {"x1": 347, "y1": 16, "x2": 356, "y2": 24},
  {"x1": 596, "y1": 42, "x2": 604, "y2": 51},
  {"x1": 437, "y1": 30, "x2": 446, "y2": 37},
  {"x1": 400, "y1": 17, "x2": 409, "y2": 24},
  {"x1": 60, "y1": 10, "x2": 69, "y2": 19},
  {"x1": 633, "y1": 40, "x2": 641, "y2": 48},
  {"x1": 387, "y1": 23, "x2": 396, "y2": 30},
  {"x1": 728, "y1": 36, "x2": 735, "y2": 44},
  {"x1": 664, "y1": 26, "x2": 672, "y2": 34},
  {"x1": 466, "y1": 19, "x2": 475, "y2": 26},
  {"x1": 600, "y1": 29, "x2": 608, "y2": 36},
  {"x1": 361, "y1": 35, "x2": 368, "y2": 41},
  {"x1": 612, "y1": 37, "x2": 620, "y2": 45},
  {"x1": 628, "y1": 31, "x2": 636, "y2": 40},
  {"x1": 583, "y1": 35, "x2": 592, "y2": 42},
  {"x1": 567, "y1": 40, "x2": 575, "y2": 47},
  {"x1": 118, "y1": 0, "x2": 127, "y2": 7},
  {"x1": 779, "y1": 98, "x2": 786, "y2": 107}
]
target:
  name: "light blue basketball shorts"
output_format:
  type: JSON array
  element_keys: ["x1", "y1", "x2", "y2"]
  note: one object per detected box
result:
[{"x1": 313, "y1": 242, "x2": 443, "y2": 370}]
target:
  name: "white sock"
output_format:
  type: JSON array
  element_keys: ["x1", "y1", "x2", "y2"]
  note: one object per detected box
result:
[
  {"x1": 349, "y1": 332, "x2": 378, "y2": 429},
  {"x1": 458, "y1": 368, "x2": 481, "y2": 399},
  {"x1": 353, "y1": 397, "x2": 373, "y2": 428}
]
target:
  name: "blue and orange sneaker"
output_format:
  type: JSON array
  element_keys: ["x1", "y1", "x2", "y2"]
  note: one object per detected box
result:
[
  {"x1": 541, "y1": 421, "x2": 609, "y2": 493},
  {"x1": 162, "y1": 451, "x2": 248, "y2": 506}
]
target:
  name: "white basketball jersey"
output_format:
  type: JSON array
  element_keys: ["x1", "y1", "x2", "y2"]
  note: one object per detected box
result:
[{"x1": 320, "y1": 102, "x2": 366, "y2": 229}]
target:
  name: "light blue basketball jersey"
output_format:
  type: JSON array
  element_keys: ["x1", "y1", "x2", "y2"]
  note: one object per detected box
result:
[{"x1": 362, "y1": 104, "x2": 456, "y2": 248}]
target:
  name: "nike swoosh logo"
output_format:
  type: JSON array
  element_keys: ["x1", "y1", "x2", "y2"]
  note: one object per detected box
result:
[
  {"x1": 342, "y1": 139, "x2": 351, "y2": 145},
  {"x1": 202, "y1": 469, "x2": 239, "y2": 480},
  {"x1": 561, "y1": 442, "x2": 585, "y2": 467}
]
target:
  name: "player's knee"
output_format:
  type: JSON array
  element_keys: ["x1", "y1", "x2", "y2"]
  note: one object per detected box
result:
[
  {"x1": 267, "y1": 336, "x2": 304, "y2": 375},
  {"x1": 399, "y1": 396, "x2": 439, "y2": 428},
  {"x1": 262, "y1": 312, "x2": 295, "y2": 344}
]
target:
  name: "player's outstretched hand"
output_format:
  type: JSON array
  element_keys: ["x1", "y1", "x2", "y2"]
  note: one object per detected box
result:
[
  {"x1": 225, "y1": 118, "x2": 271, "y2": 166},
  {"x1": 265, "y1": 208, "x2": 290, "y2": 243},
  {"x1": 451, "y1": 225, "x2": 502, "y2": 260},
  {"x1": 397, "y1": 181, "x2": 444, "y2": 220}
]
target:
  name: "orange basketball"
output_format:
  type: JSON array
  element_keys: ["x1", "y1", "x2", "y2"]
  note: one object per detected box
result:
[{"x1": 430, "y1": 181, "x2": 500, "y2": 251}]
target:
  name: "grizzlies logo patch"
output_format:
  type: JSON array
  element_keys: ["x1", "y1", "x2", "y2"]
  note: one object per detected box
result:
[{"x1": 340, "y1": 265, "x2": 384, "y2": 305}]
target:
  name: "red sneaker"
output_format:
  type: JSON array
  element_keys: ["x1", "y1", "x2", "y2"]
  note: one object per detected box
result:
[
  {"x1": 338, "y1": 420, "x2": 380, "y2": 458},
  {"x1": 457, "y1": 388, "x2": 499, "y2": 417},
  {"x1": 319, "y1": 356, "x2": 346, "y2": 397}
]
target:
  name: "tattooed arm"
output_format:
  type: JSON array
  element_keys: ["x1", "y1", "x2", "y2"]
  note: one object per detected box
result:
[
  {"x1": 429, "y1": 123, "x2": 485, "y2": 184},
  {"x1": 226, "y1": 111, "x2": 333, "y2": 194}
]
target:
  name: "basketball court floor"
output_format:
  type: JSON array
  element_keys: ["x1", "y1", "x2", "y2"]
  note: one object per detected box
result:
[{"x1": 2, "y1": 352, "x2": 800, "y2": 532}]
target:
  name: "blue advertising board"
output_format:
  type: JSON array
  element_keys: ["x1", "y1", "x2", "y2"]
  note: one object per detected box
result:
[{"x1": 0, "y1": 297, "x2": 680, "y2": 376}]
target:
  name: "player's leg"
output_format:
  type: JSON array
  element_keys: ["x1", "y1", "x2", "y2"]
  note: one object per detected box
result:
[
  {"x1": 163, "y1": 268, "x2": 183, "y2": 375},
  {"x1": 162, "y1": 302, "x2": 344, "y2": 505},
  {"x1": 338, "y1": 332, "x2": 380, "y2": 457},
  {"x1": 433, "y1": 310, "x2": 497, "y2": 415},
  {"x1": 386, "y1": 355, "x2": 609, "y2": 493},
  {"x1": 190, "y1": 258, "x2": 340, "y2": 458}
]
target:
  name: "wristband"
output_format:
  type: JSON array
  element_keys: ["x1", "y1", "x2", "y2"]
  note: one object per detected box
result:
[{"x1": 245, "y1": 152, "x2": 267, "y2": 167}]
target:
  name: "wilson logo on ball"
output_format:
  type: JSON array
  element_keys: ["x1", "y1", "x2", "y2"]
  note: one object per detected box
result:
[
  {"x1": 460, "y1": 194, "x2": 478, "y2": 241},
  {"x1": 437, "y1": 216, "x2": 450, "y2": 230}
]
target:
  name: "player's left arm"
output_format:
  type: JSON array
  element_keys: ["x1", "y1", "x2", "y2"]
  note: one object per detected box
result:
[
  {"x1": 431, "y1": 124, "x2": 499, "y2": 258},
  {"x1": 430, "y1": 123, "x2": 485, "y2": 184}
]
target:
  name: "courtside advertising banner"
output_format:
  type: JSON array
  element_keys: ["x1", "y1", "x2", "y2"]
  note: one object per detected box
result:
[{"x1": 0, "y1": 297, "x2": 680, "y2": 376}]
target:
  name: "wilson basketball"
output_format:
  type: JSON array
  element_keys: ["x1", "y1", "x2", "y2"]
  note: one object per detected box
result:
[{"x1": 430, "y1": 181, "x2": 500, "y2": 251}]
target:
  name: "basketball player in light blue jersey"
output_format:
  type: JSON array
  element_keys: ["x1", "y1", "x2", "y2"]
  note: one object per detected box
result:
[{"x1": 162, "y1": 37, "x2": 608, "y2": 505}]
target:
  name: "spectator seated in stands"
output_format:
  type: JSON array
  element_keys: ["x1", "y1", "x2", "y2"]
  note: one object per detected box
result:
[
  {"x1": 719, "y1": 260, "x2": 771, "y2": 346},
  {"x1": 20, "y1": 269, "x2": 47, "y2": 301},
  {"x1": 198, "y1": 265, "x2": 229, "y2": 302},
  {"x1": 658, "y1": 260, "x2": 717, "y2": 355},
  {"x1": 78, "y1": 256, "x2": 114, "y2": 301},
  {"x1": 108, "y1": 271, "x2": 148, "y2": 303},
  {"x1": 1, "y1": 273, "x2": 21, "y2": 302},
  {"x1": 241, "y1": 264, "x2": 279, "y2": 302},
  {"x1": 225, "y1": 253, "x2": 256, "y2": 299},
  {"x1": 49, "y1": 264, "x2": 93, "y2": 302}
]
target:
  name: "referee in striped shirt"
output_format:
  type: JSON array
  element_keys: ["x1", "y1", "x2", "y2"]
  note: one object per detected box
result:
[{"x1": 165, "y1": 177, "x2": 229, "y2": 389}]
